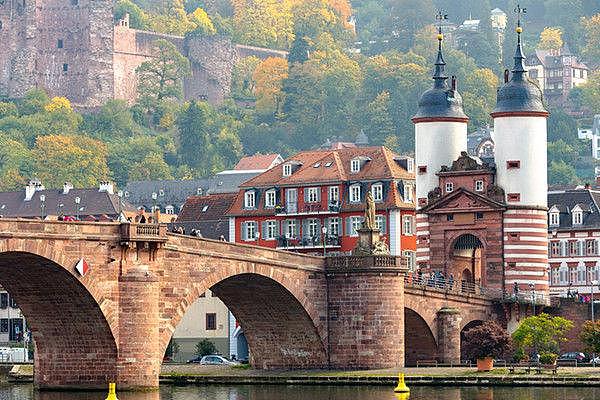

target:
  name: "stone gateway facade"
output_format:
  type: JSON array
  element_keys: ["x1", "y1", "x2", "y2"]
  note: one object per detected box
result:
[{"x1": 0, "y1": 2, "x2": 286, "y2": 108}]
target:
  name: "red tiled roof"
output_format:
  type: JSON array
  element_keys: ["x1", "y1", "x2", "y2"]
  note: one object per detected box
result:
[
  {"x1": 234, "y1": 154, "x2": 282, "y2": 171},
  {"x1": 178, "y1": 193, "x2": 238, "y2": 221}
]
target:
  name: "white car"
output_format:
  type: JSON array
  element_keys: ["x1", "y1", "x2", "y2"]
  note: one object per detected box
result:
[{"x1": 198, "y1": 355, "x2": 240, "y2": 366}]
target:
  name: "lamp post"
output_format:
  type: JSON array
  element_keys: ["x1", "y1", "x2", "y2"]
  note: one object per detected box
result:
[
  {"x1": 117, "y1": 190, "x2": 124, "y2": 222},
  {"x1": 74, "y1": 197, "x2": 81, "y2": 220},
  {"x1": 529, "y1": 283, "x2": 536, "y2": 315},
  {"x1": 39, "y1": 194, "x2": 46, "y2": 220},
  {"x1": 152, "y1": 192, "x2": 158, "y2": 214},
  {"x1": 592, "y1": 280, "x2": 599, "y2": 324},
  {"x1": 322, "y1": 226, "x2": 328, "y2": 257}
]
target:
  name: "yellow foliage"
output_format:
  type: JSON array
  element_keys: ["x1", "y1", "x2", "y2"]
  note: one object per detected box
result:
[
  {"x1": 44, "y1": 97, "x2": 73, "y2": 113},
  {"x1": 159, "y1": 112, "x2": 176, "y2": 129},
  {"x1": 188, "y1": 7, "x2": 216, "y2": 35},
  {"x1": 538, "y1": 27, "x2": 563, "y2": 51},
  {"x1": 253, "y1": 57, "x2": 289, "y2": 114},
  {"x1": 582, "y1": 14, "x2": 600, "y2": 65}
]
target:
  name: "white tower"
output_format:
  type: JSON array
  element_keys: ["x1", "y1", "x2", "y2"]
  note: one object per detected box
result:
[
  {"x1": 412, "y1": 28, "x2": 469, "y2": 207},
  {"x1": 492, "y1": 18, "x2": 549, "y2": 296},
  {"x1": 413, "y1": 27, "x2": 468, "y2": 267}
]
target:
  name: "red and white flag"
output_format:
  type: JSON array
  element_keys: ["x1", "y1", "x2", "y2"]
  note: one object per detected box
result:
[{"x1": 75, "y1": 258, "x2": 89, "y2": 276}]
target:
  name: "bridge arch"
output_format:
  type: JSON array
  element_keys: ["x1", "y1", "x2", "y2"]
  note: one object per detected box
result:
[
  {"x1": 404, "y1": 307, "x2": 437, "y2": 366},
  {"x1": 0, "y1": 250, "x2": 118, "y2": 388},
  {"x1": 161, "y1": 260, "x2": 328, "y2": 369}
]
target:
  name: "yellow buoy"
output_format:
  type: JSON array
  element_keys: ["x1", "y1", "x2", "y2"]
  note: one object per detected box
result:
[
  {"x1": 395, "y1": 393, "x2": 410, "y2": 400},
  {"x1": 394, "y1": 373, "x2": 410, "y2": 393},
  {"x1": 105, "y1": 383, "x2": 119, "y2": 400}
]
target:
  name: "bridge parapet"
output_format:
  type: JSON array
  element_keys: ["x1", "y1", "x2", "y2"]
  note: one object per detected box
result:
[
  {"x1": 325, "y1": 255, "x2": 409, "y2": 272},
  {"x1": 120, "y1": 223, "x2": 168, "y2": 243}
]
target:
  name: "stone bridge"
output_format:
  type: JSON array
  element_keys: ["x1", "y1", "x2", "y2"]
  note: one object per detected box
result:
[{"x1": 0, "y1": 220, "x2": 501, "y2": 389}]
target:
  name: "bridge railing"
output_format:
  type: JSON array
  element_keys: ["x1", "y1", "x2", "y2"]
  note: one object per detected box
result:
[
  {"x1": 326, "y1": 255, "x2": 408, "y2": 271},
  {"x1": 404, "y1": 273, "x2": 550, "y2": 305},
  {"x1": 120, "y1": 223, "x2": 168, "y2": 243}
]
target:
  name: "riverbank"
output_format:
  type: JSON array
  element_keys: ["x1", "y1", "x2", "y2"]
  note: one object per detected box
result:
[{"x1": 158, "y1": 365, "x2": 600, "y2": 387}]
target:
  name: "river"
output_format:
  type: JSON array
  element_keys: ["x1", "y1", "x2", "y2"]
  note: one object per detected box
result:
[{"x1": 2, "y1": 384, "x2": 600, "y2": 400}]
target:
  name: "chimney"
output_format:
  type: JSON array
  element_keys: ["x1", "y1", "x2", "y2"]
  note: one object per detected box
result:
[
  {"x1": 99, "y1": 181, "x2": 114, "y2": 194},
  {"x1": 63, "y1": 182, "x2": 73, "y2": 194},
  {"x1": 24, "y1": 179, "x2": 44, "y2": 201}
]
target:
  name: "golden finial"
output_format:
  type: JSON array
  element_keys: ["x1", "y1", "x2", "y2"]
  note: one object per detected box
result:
[
  {"x1": 435, "y1": 10, "x2": 448, "y2": 41},
  {"x1": 514, "y1": 4, "x2": 526, "y2": 33},
  {"x1": 516, "y1": 26, "x2": 523, "y2": 33},
  {"x1": 437, "y1": 32, "x2": 444, "y2": 41}
]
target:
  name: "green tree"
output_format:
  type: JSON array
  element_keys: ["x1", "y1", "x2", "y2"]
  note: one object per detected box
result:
[
  {"x1": 231, "y1": 0, "x2": 294, "y2": 49},
  {"x1": 231, "y1": 56, "x2": 261, "y2": 100},
  {"x1": 512, "y1": 313, "x2": 573, "y2": 355},
  {"x1": 107, "y1": 136, "x2": 169, "y2": 186},
  {"x1": 547, "y1": 108, "x2": 578, "y2": 145},
  {"x1": 581, "y1": 71, "x2": 600, "y2": 115},
  {"x1": 128, "y1": 153, "x2": 174, "y2": 181},
  {"x1": 362, "y1": 91, "x2": 395, "y2": 145},
  {"x1": 462, "y1": 68, "x2": 499, "y2": 128},
  {"x1": 114, "y1": 0, "x2": 150, "y2": 29},
  {"x1": 580, "y1": 320, "x2": 600, "y2": 355},
  {"x1": 83, "y1": 100, "x2": 141, "y2": 141},
  {"x1": 195, "y1": 339, "x2": 217, "y2": 356},
  {"x1": 177, "y1": 101, "x2": 213, "y2": 174},
  {"x1": 18, "y1": 89, "x2": 49, "y2": 115},
  {"x1": 581, "y1": 13, "x2": 600, "y2": 67},
  {"x1": 136, "y1": 39, "x2": 191, "y2": 114},
  {"x1": 548, "y1": 160, "x2": 579, "y2": 185},
  {"x1": 188, "y1": 7, "x2": 217, "y2": 35}
]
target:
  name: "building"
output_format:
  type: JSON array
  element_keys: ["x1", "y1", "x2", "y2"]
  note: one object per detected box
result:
[
  {"x1": 547, "y1": 188, "x2": 600, "y2": 297},
  {"x1": 233, "y1": 153, "x2": 283, "y2": 172},
  {"x1": 0, "y1": 288, "x2": 25, "y2": 343},
  {"x1": 582, "y1": 115, "x2": 600, "y2": 160},
  {"x1": 0, "y1": 3, "x2": 285, "y2": 108},
  {"x1": 227, "y1": 146, "x2": 416, "y2": 262},
  {"x1": 525, "y1": 47, "x2": 589, "y2": 105},
  {"x1": 415, "y1": 21, "x2": 549, "y2": 296},
  {"x1": 175, "y1": 193, "x2": 238, "y2": 238}
]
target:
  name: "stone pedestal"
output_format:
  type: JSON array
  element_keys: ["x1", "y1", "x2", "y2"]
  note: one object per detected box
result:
[
  {"x1": 353, "y1": 228, "x2": 389, "y2": 256},
  {"x1": 436, "y1": 307, "x2": 462, "y2": 364}
]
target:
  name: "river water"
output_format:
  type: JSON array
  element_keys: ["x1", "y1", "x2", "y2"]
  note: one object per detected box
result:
[{"x1": 2, "y1": 384, "x2": 600, "y2": 400}]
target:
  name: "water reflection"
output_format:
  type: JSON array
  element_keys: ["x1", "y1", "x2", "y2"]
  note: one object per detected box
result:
[{"x1": 0, "y1": 384, "x2": 600, "y2": 400}]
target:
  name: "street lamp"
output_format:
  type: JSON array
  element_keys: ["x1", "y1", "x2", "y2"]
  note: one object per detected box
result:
[
  {"x1": 529, "y1": 283, "x2": 536, "y2": 315},
  {"x1": 152, "y1": 192, "x2": 158, "y2": 214},
  {"x1": 117, "y1": 190, "x2": 124, "y2": 222},
  {"x1": 321, "y1": 226, "x2": 328, "y2": 257},
  {"x1": 74, "y1": 197, "x2": 81, "y2": 220},
  {"x1": 39, "y1": 194, "x2": 46, "y2": 219}
]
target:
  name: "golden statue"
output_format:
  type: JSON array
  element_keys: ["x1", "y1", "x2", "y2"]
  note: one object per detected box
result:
[{"x1": 364, "y1": 192, "x2": 376, "y2": 230}]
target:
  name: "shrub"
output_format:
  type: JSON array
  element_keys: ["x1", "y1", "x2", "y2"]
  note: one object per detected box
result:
[
  {"x1": 512, "y1": 313, "x2": 573, "y2": 355},
  {"x1": 463, "y1": 321, "x2": 512, "y2": 360},
  {"x1": 195, "y1": 339, "x2": 218, "y2": 356},
  {"x1": 539, "y1": 352, "x2": 558, "y2": 365},
  {"x1": 580, "y1": 320, "x2": 600, "y2": 354}
]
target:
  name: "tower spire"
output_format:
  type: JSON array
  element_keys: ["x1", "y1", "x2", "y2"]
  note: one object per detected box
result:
[
  {"x1": 512, "y1": 4, "x2": 527, "y2": 79},
  {"x1": 433, "y1": 11, "x2": 449, "y2": 88}
]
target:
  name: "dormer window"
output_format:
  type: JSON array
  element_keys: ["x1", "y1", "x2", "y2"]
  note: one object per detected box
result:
[
  {"x1": 165, "y1": 205, "x2": 174, "y2": 215},
  {"x1": 351, "y1": 159, "x2": 361, "y2": 173},
  {"x1": 244, "y1": 190, "x2": 256, "y2": 209},
  {"x1": 283, "y1": 164, "x2": 292, "y2": 177},
  {"x1": 445, "y1": 182, "x2": 454, "y2": 193},
  {"x1": 549, "y1": 211, "x2": 560, "y2": 226},
  {"x1": 572, "y1": 208, "x2": 583, "y2": 225},
  {"x1": 265, "y1": 189, "x2": 276, "y2": 208},
  {"x1": 349, "y1": 184, "x2": 361, "y2": 203},
  {"x1": 371, "y1": 183, "x2": 383, "y2": 202}
]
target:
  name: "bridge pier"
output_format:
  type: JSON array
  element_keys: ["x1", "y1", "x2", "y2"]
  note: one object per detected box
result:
[
  {"x1": 436, "y1": 307, "x2": 462, "y2": 364},
  {"x1": 116, "y1": 268, "x2": 161, "y2": 390}
]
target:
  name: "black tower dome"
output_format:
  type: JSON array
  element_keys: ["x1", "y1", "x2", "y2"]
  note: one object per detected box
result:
[
  {"x1": 493, "y1": 21, "x2": 547, "y2": 115},
  {"x1": 412, "y1": 28, "x2": 468, "y2": 121}
]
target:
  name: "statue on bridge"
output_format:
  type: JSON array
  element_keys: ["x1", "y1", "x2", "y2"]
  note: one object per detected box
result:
[
  {"x1": 352, "y1": 192, "x2": 389, "y2": 256},
  {"x1": 364, "y1": 192, "x2": 376, "y2": 230}
]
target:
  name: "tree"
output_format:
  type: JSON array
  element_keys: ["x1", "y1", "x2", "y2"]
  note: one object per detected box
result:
[
  {"x1": 177, "y1": 101, "x2": 213, "y2": 174},
  {"x1": 231, "y1": 56, "x2": 261, "y2": 100},
  {"x1": 128, "y1": 153, "x2": 174, "y2": 181},
  {"x1": 362, "y1": 91, "x2": 395, "y2": 145},
  {"x1": 580, "y1": 320, "x2": 600, "y2": 355},
  {"x1": 547, "y1": 108, "x2": 578, "y2": 145},
  {"x1": 581, "y1": 71, "x2": 600, "y2": 115},
  {"x1": 195, "y1": 339, "x2": 217, "y2": 356},
  {"x1": 538, "y1": 27, "x2": 563, "y2": 51},
  {"x1": 114, "y1": 0, "x2": 150, "y2": 29},
  {"x1": 253, "y1": 57, "x2": 289, "y2": 116},
  {"x1": 512, "y1": 313, "x2": 573, "y2": 355},
  {"x1": 136, "y1": 39, "x2": 191, "y2": 112},
  {"x1": 581, "y1": 13, "x2": 600, "y2": 67},
  {"x1": 107, "y1": 136, "x2": 170, "y2": 186},
  {"x1": 188, "y1": 7, "x2": 217, "y2": 36},
  {"x1": 83, "y1": 100, "x2": 141, "y2": 141},
  {"x1": 548, "y1": 160, "x2": 579, "y2": 185},
  {"x1": 462, "y1": 321, "x2": 512, "y2": 361},
  {"x1": 548, "y1": 140, "x2": 578, "y2": 165},
  {"x1": 231, "y1": 0, "x2": 294, "y2": 49},
  {"x1": 31, "y1": 135, "x2": 109, "y2": 188},
  {"x1": 462, "y1": 68, "x2": 499, "y2": 128}
]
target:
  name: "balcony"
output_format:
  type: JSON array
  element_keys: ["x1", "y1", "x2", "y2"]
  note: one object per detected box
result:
[
  {"x1": 276, "y1": 234, "x2": 341, "y2": 250},
  {"x1": 120, "y1": 223, "x2": 168, "y2": 244},
  {"x1": 275, "y1": 202, "x2": 341, "y2": 216}
]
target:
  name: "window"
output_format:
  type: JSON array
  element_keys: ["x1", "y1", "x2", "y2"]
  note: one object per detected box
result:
[
  {"x1": 569, "y1": 241, "x2": 578, "y2": 256},
  {"x1": 313, "y1": 162, "x2": 320, "y2": 168},
  {"x1": 577, "y1": 240, "x2": 585, "y2": 256},
  {"x1": 349, "y1": 184, "x2": 361, "y2": 203},
  {"x1": 587, "y1": 240, "x2": 598, "y2": 256},
  {"x1": 283, "y1": 164, "x2": 292, "y2": 177},
  {"x1": 549, "y1": 212, "x2": 560, "y2": 226},
  {"x1": 0, "y1": 319, "x2": 7, "y2": 333},
  {"x1": 404, "y1": 183, "x2": 414, "y2": 203},
  {"x1": 403, "y1": 215, "x2": 413, "y2": 235},
  {"x1": 349, "y1": 216, "x2": 363, "y2": 236},
  {"x1": 242, "y1": 221, "x2": 257, "y2": 241},
  {"x1": 447, "y1": 214, "x2": 454, "y2": 221},
  {"x1": 573, "y1": 211, "x2": 583, "y2": 225},
  {"x1": 206, "y1": 313, "x2": 216, "y2": 330},
  {"x1": 62, "y1": 63, "x2": 68, "y2": 72},
  {"x1": 71, "y1": 0, "x2": 78, "y2": 5},
  {"x1": 418, "y1": 166, "x2": 427, "y2": 174},
  {"x1": 284, "y1": 219, "x2": 297, "y2": 238},
  {"x1": 375, "y1": 215, "x2": 386, "y2": 233},
  {"x1": 403, "y1": 250, "x2": 416, "y2": 271},
  {"x1": 196, "y1": 188, "x2": 203, "y2": 196},
  {"x1": 445, "y1": 182, "x2": 454, "y2": 193},
  {"x1": 244, "y1": 190, "x2": 256, "y2": 209},
  {"x1": 577, "y1": 263, "x2": 587, "y2": 284},
  {"x1": 201, "y1": 205, "x2": 209, "y2": 212},
  {"x1": 560, "y1": 241, "x2": 567, "y2": 256},
  {"x1": 306, "y1": 187, "x2": 319, "y2": 203},
  {"x1": 307, "y1": 219, "x2": 319, "y2": 237},
  {"x1": 328, "y1": 217, "x2": 340, "y2": 236},
  {"x1": 507, "y1": 160, "x2": 520, "y2": 169},
  {"x1": 550, "y1": 241, "x2": 561, "y2": 257},
  {"x1": 265, "y1": 189, "x2": 276, "y2": 208},
  {"x1": 552, "y1": 267, "x2": 560, "y2": 285},
  {"x1": 475, "y1": 212, "x2": 484, "y2": 220},
  {"x1": 559, "y1": 264, "x2": 568, "y2": 284},
  {"x1": 325, "y1": 162, "x2": 333, "y2": 167},
  {"x1": 159, "y1": 189, "x2": 165, "y2": 196},
  {"x1": 507, "y1": 193, "x2": 521, "y2": 202},
  {"x1": 350, "y1": 159, "x2": 361, "y2": 173},
  {"x1": 406, "y1": 158, "x2": 414, "y2": 172},
  {"x1": 264, "y1": 220, "x2": 277, "y2": 240},
  {"x1": 371, "y1": 183, "x2": 383, "y2": 202},
  {"x1": 475, "y1": 180, "x2": 484, "y2": 192},
  {"x1": 0, "y1": 293, "x2": 7, "y2": 309},
  {"x1": 57, "y1": 39, "x2": 63, "y2": 48},
  {"x1": 328, "y1": 186, "x2": 339, "y2": 203},
  {"x1": 165, "y1": 205, "x2": 174, "y2": 215}
]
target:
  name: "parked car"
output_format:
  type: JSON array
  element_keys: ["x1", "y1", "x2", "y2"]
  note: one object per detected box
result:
[
  {"x1": 558, "y1": 352, "x2": 587, "y2": 363},
  {"x1": 591, "y1": 356, "x2": 600, "y2": 364},
  {"x1": 187, "y1": 355, "x2": 240, "y2": 365}
]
